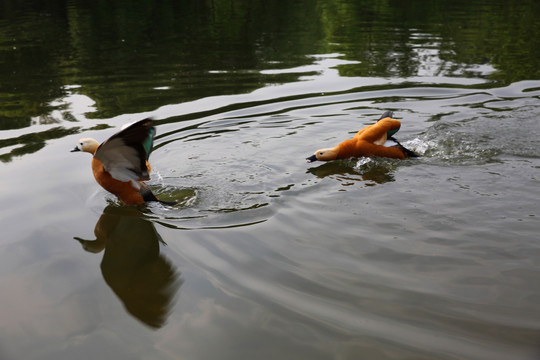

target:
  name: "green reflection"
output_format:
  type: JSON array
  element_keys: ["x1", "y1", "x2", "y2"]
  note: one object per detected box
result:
[
  {"x1": 0, "y1": 126, "x2": 80, "y2": 162},
  {"x1": 0, "y1": 0, "x2": 539, "y2": 122},
  {"x1": 307, "y1": 159, "x2": 396, "y2": 186}
]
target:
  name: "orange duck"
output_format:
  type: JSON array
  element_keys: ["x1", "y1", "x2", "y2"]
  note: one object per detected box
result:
[
  {"x1": 71, "y1": 118, "x2": 172, "y2": 205},
  {"x1": 306, "y1": 111, "x2": 418, "y2": 162}
]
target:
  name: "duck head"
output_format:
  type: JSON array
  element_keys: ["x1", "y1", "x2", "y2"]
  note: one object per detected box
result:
[
  {"x1": 306, "y1": 147, "x2": 339, "y2": 162},
  {"x1": 71, "y1": 138, "x2": 100, "y2": 155}
]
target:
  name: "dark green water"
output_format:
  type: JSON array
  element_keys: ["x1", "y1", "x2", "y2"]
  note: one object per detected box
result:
[{"x1": 1, "y1": 1, "x2": 539, "y2": 359}]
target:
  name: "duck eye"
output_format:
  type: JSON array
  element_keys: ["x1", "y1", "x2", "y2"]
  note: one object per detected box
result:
[{"x1": 319, "y1": 152, "x2": 324, "y2": 155}]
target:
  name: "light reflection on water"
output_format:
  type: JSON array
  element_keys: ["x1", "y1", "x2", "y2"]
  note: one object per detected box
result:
[
  {"x1": 89, "y1": 75, "x2": 539, "y2": 359},
  {"x1": 1, "y1": 3, "x2": 540, "y2": 358},
  {"x1": 1, "y1": 61, "x2": 539, "y2": 359}
]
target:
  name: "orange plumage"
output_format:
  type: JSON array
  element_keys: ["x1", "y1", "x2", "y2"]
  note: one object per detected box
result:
[
  {"x1": 72, "y1": 118, "x2": 166, "y2": 205},
  {"x1": 90, "y1": 158, "x2": 147, "y2": 205},
  {"x1": 307, "y1": 111, "x2": 417, "y2": 162}
]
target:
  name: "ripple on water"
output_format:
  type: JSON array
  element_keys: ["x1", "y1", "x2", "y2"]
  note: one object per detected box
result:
[
  {"x1": 65, "y1": 81, "x2": 540, "y2": 360},
  {"x1": 143, "y1": 184, "x2": 274, "y2": 230}
]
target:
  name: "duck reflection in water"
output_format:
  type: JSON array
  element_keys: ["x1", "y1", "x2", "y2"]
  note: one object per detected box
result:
[
  {"x1": 75, "y1": 204, "x2": 182, "y2": 329},
  {"x1": 307, "y1": 160, "x2": 395, "y2": 186}
]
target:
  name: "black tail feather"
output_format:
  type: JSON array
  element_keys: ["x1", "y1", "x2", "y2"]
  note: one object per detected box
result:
[
  {"x1": 140, "y1": 184, "x2": 178, "y2": 206},
  {"x1": 389, "y1": 136, "x2": 419, "y2": 158}
]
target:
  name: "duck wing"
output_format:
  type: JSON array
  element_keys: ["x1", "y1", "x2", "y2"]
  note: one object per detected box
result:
[
  {"x1": 94, "y1": 118, "x2": 156, "y2": 183},
  {"x1": 356, "y1": 117, "x2": 401, "y2": 144},
  {"x1": 377, "y1": 111, "x2": 400, "y2": 137},
  {"x1": 378, "y1": 111, "x2": 393, "y2": 121}
]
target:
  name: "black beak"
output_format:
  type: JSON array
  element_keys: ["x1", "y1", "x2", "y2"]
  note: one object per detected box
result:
[
  {"x1": 306, "y1": 154, "x2": 317, "y2": 163},
  {"x1": 70, "y1": 146, "x2": 80, "y2": 152}
]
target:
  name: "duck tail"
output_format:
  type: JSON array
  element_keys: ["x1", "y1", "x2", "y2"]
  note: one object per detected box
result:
[
  {"x1": 140, "y1": 184, "x2": 178, "y2": 206},
  {"x1": 389, "y1": 137, "x2": 419, "y2": 158}
]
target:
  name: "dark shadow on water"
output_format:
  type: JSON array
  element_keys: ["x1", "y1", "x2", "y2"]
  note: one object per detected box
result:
[
  {"x1": 74, "y1": 205, "x2": 182, "y2": 329},
  {"x1": 307, "y1": 160, "x2": 396, "y2": 186}
]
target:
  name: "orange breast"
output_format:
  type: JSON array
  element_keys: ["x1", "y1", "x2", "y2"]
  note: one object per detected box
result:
[{"x1": 91, "y1": 158, "x2": 145, "y2": 205}]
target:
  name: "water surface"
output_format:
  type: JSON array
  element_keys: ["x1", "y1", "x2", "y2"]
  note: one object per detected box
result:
[{"x1": 1, "y1": 1, "x2": 539, "y2": 359}]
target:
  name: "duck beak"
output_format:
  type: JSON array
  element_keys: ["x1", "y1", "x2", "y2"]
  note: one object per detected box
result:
[
  {"x1": 306, "y1": 154, "x2": 317, "y2": 163},
  {"x1": 70, "y1": 146, "x2": 80, "y2": 152}
]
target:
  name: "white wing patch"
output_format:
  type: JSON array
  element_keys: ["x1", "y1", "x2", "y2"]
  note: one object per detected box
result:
[
  {"x1": 383, "y1": 139, "x2": 398, "y2": 147},
  {"x1": 94, "y1": 138, "x2": 147, "y2": 188}
]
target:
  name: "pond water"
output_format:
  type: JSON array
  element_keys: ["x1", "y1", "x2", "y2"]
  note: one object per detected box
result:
[{"x1": 1, "y1": 1, "x2": 539, "y2": 359}]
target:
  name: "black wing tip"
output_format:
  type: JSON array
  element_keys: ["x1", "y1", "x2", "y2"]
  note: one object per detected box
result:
[
  {"x1": 133, "y1": 117, "x2": 154, "y2": 127},
  {"x1": 378, "y1": 110, "x2": 394, "y2": 121},
  {"x1": 389, "y1": 136, "x2": 419, "y2": 158},
  {"x1": 404, "y1": 148, "x2": 420, "y2": 158},
  {"x1": 140, "y1": 118, "x2": 154, "y2": 129},
  {"x1": 139, "y1": 184, "x2": 179, "y2": 206},
  {"x1": 399, "y1": 144, "x2": 420, "y2": 158},
  {"x1": 108, "y1": 118, "x2": 155, "y2": 141},
  {"x1": 139, "y1": 183, "x2": 158, "y2": 201}
]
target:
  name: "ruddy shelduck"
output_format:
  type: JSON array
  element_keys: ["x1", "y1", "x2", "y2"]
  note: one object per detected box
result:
[
  {"x1": 71, "y1": 118, "x2": 172, "y2": 205},
  {"x1": 306, "y1": 111, "x2": 418, "y2": 162}
]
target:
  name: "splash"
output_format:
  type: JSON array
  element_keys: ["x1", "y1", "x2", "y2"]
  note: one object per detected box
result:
[{"x1": 410, "y1": 123, "x2": 503, "y2": 165}]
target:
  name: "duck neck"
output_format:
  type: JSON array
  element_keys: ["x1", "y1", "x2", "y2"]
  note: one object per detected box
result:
[
  {"x1": 87, "y1": 143, "x2": 99, "y2": 155},
  {"x1": 336, "y1": 140, "x2": 357, "y2": 159}
]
